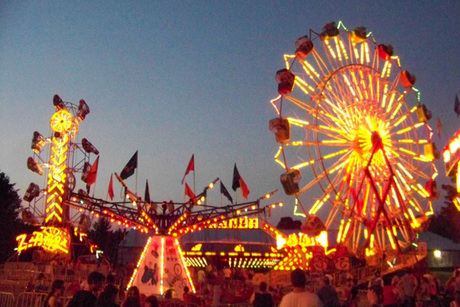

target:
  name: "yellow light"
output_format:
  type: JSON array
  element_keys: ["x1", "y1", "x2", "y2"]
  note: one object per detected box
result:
[
  {"x1": 433, "y1": 249, "x2": 441, "y2": 259},
  {"x1": 160, "y1": 237, "x2": 165, "y2": 295},
  {"x1": 443, "y1": 150, "x2": 451, "y2": 163}
]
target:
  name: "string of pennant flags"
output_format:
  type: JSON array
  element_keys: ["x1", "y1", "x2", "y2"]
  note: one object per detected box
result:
[{"x1": 104, "y1": 152, "x2": 251, "y2": 203}]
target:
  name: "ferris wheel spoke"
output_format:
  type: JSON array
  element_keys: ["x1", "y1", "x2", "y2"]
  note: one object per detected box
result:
[
  {"x1": 285, "y1": 96, "x2": 316, "y2": 114},
  {"x1": 299, "y1": 150, "x2": 352, "y2": 194},
  {"x1": 395, "y1": 161, "x2": 432, "y2": 182}
]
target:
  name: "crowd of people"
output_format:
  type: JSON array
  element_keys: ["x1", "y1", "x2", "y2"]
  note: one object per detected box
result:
[{"x1": 25, "y1": 264, "x2": 460, "y2": 307}]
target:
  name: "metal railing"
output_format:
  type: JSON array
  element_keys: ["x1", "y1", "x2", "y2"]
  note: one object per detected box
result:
[{"x1": 0, "y1": 291, "x2": 72, "y2": 307}]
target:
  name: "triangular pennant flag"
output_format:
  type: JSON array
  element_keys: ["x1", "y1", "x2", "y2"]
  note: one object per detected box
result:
[
  {"x1": 239, "y1": 176, "x2": 250, "y2": 199},
  {"x1": 455, "y1": 95, "x2": 460, "y2": 117},
  {"x1": 107, "y1": 174, "x2": 114, "y2": 200},
  {"x1": 220, "y1": 181, "x2": 233, "y2": 204},
  {"x1": 86, "y1": 156, "x2": 99, "y2": 187},
  {"x1": 145, "y1": 180, "x2": 151, "y2": 203},
  {"x1": 185, "y1": 182, "x2": 195, "y2": 200},
  {"x1": 120, "y1": 151, "x2": 138, "y2": 180},
  {"x1": 232, "y1": 163, "x2": 250, "y2": 199},
  {"x1": 436, "y1": 117, "x2": 442, "y2": 139},
  {"x1": 181, "y1": 154, "x2": 195, "y2": 184}
]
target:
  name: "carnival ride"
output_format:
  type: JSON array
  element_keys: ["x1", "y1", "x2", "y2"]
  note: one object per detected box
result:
[
  {"x1": 62, "y1": 173, "x2": 283, "y2": 296},
  {"x1": 443, "y1": 128, "x2": 460, "y2": 210},
  {"x1": 269, "y1": 22, "x2": 438, "y2": 270},
  {"x1": 20, "y1": 95, "x2": 99, "y2": 259}
]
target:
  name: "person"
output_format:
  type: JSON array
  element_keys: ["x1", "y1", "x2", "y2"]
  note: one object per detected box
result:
[
  {"x1": 44, "y1": 279, "x2": 65, "y2": 307},
  {"x1": 344, "y1": 277, "x2": 359, "y2": 307},
  {"x1": 316, "y1": 276, "x2": 340, "y2": 307},
  {"x1": 35, "y1": 272, "x2": 49, "y2": 292},
  {"x1": 164, "y1": 288, "x2": 174, "y2": 299},
  {"x1": 96, "y1": 285, "x2": 120, "y2": 307},
  {"x1": 451, "y1": 291, "x2": 460, "y2": 307},
  {"x1": 224, "y1": 267, "x2": 232, "y2": 280},
  {"x1": 183, "y1": 286, "x2": 201, "y2": 305},
  {"x1": 368, "y1": 272, "x2": 384, "y2": 288},
  {"x1": 145, "y1": 295, "x2": 158, "y2": 307},
  {"x1": 67, "y1": 271, "x2": 106, "y2": 307},
  {"x1": 106, "y1": 274, "x2": 121, "y2": 304},
  {"x1": 121, "y1": 286, "x2": 141, "y2": 307},
  {"x1": 415, "y1": 276, "x2": 431, "y2": 306},
  {"x1": 252, "y1": 281, "x2": 273, "y2": 307},
  {"x1": 382, "y1": 276, "x2": 399, "y2": 307},
  {"x1": 367, "y1": 285, "x2": 384, "y2": 307},
  {"x1": 397, "y1": 270, "x2": 417, "y2": 307},
  {"x1": 278, "y1": 268, "x2": 322, "y2": 307}
]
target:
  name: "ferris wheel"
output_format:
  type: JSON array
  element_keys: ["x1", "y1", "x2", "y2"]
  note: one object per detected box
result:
[{"x1": 270, "y1": 22, "x2": 438, "y2": 256}]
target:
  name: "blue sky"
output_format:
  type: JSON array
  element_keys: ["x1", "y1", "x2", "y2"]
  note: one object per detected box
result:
[{"x1": 1, "y1": 1, "x2": 459, "y2": 226}]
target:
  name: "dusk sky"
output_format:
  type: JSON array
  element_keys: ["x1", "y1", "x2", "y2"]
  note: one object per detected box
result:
[{"x1": 1, "y1": 1, "x2": 459, "y2": 225}]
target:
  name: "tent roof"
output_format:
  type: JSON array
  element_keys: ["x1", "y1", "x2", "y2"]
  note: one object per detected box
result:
[{"x1": 418, "y1": 231, "x2": 460, "y2": 251}]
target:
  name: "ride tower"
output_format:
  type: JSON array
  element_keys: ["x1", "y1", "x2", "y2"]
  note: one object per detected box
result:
[{"x1": 19, "y1": 95, "x2": 99, "y2": 261}]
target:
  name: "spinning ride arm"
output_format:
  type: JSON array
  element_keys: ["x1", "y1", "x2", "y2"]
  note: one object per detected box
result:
[{"x1": 64, "y1": 193, "x2": 151, "y2": 232}]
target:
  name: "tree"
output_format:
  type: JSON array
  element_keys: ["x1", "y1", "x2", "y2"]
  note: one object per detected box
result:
[
  {"x1": 276, "y1": 216, "x2": 302, "y2": 230},
  {"x1": 0, "y1": 171, "x2": 23, "y2": 261},
  {"x1": 89, "y1": 217, "x2": 126, "y2": 263},
  {"x1": 91, "y1": 217, "x2": 111, "y2": 252}
]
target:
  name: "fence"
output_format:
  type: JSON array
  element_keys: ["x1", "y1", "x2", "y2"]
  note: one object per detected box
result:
[
  {"x1": 0, "y1": 292, "x2": 14, "y2": 307},
  {"x1": 0, "y1": 291, "x2": 71, "y2": 307}
]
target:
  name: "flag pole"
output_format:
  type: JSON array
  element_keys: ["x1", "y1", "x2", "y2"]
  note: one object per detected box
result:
[
  {"x1": 135, "y1": 153, "x2": 138, "y2": 196},
  {"x1": 193, "y1": 155, "x2": 196, "y2": 194}
]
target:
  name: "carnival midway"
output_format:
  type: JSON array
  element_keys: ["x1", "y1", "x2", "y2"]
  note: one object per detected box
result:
[{"x1": 1, "y1": 21, "x2": 460, "y2": 307}]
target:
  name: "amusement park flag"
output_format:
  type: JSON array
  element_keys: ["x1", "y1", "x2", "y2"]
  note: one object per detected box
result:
[
  {"x1": 184, "y1": 182, "x2": 195, "y2": 200},
  {"x1": 220, "y1": 181, "x2": 233, "y2": 204},
  {"x1": 455, "y1": 95, "x2": 460, "y2": 117},
  {"x1": 86, "y1": 156, "x2": 99, "y2": 188},
  {"x1": 120, "y1": 151, "x2": 138, "y2": 180},
  {"x1": 145, "y1": 179, "x2": 151, "y2": 203},
  {"x1": 436, "y1": 117, "x2": 442, "y2": 139},
  {"x1": 181, "y1": 154, "x2": 195, "y2": 184},
  {"x1": 232, "y1": 163, "x2": 250, "y2": 199},
  {"x1": 107, "y1": 174, "x2": 114, "y2": 200}
]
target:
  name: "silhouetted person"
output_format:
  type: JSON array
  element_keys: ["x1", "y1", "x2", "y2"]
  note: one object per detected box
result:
[
  {"x1": 121, "y1": 286, "x2": 141, "y2": 307},
  {"x1": 67, "y1": 271, "x2": 105, "y2": 307},
  {"x1": 145, "y1": 295, "x2": 158, "y2": 307},
  {"x1": 279, "y1": 268, "x2": 322, "y2": 307},
  {"x1": 317, "y1": 276, "x2": 340, "y2": 307},
  {"x1": 96, "y1": 285, "x2": 120, "y2": 307},
  {"x1": 253, "y1": 281, "x2": 273, "y2": 307},
  {"x1": 44, "y1": 279, "x2": 65, "y2": 307}
]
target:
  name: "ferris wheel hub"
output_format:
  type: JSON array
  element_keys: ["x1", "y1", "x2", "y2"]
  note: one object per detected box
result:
[{"x1": 371, "y1": 131, "x2": 383, "y2": 150}]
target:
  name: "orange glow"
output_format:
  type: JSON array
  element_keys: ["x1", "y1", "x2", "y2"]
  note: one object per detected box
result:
[
  {"x1": 160, "y1": 236, "x2": 165, "y2": 295},
  {"x1": 16, "y1": 227, "x2": 69, "y2": 254},
  {"x1": 127, "y1": 237, "x2": 152, "y2": 290},
  {"x1": 175, "y1": 239, "x2": 196, "y2": 293}
]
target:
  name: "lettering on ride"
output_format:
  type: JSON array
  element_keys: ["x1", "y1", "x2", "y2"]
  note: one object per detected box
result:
[
  {"x1": 16, "y1": 227, "x2": 69, "y2": 254},
  {"x1": 218, "y1": 217, "x2": 258, "y2": 229}
]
